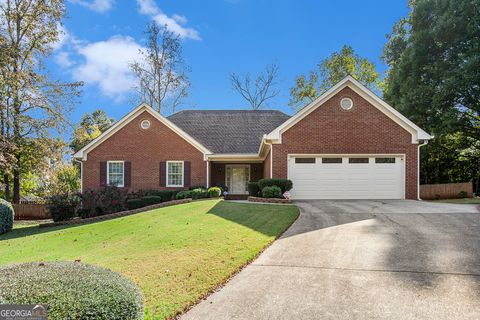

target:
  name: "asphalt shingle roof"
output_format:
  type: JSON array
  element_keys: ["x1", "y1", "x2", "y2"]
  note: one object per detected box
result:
[{"x1": 167, "y1": 110, "x2": 290, "y2": 154}]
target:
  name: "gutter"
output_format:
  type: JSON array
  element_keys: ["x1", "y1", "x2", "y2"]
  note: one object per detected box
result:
[{"x1": 417, "y1": 139, "x2": 429, "y2": 200}]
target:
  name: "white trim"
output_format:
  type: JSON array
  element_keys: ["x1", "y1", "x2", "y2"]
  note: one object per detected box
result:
[
  {"x1": 206, "y1": 160, "x2": 210, "y2": 188},
  {"x1": 340, "y1": 97, "x2": 353, "y2": 110},
  {"x1": 418, "y1": 140, "x2": 429, "y2": 200},
  {"x1": 74, "y1": 103, "x2": 211, "y2": 160},
  {"x1": 225, "y1": 164, "x2": 251, "y2": 195},
  {"x1": 166, "y1": 161, "x2": 184, "y2": 188},
  {"x1": 266, "y1": 76, "x2": 432, "y2": 144},
  {"x1": 140, "y1": 119, "x2": 151, "y2": 129},
  {"x1": 287, "y1": 153, "x2": 406, "y2": 200},
  {"x1": 107, "y1": 161, "x2": 125, "y2": 188},
  {"x1": 205, "y1": 153, "x2": 264, "y2": 162}
]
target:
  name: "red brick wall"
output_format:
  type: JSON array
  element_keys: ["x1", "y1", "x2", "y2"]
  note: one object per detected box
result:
[
  {"x1": 271, "y1": 87, "x2": 419, "y2": 199},
  {"x1": 82, "y1": 111, "x2": 206, "y2": 192}
]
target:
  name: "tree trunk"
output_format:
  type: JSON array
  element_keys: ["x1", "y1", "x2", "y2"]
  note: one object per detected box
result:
[
  {"x1": 13, "y1": 168, "x2": 20, "y2": 204},
  {"x1": 3, "y1": 174, "x2": 10, "y2": 201}
]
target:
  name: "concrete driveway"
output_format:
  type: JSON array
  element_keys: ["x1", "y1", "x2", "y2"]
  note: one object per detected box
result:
[{"x1": 182, "y1": 200, "x2": 480, "y2": 320}]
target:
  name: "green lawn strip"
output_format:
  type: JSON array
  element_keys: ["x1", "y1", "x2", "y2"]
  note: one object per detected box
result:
[
  {"x1": 0, "y1": 199, "x2": 299, "y2": 319},
  {"x1": 428, "y1": 198, "x2": 480, "y2": 204}
]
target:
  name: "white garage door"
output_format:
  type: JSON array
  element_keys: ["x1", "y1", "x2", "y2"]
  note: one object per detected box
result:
[{"x1": 288, "y1": 155, "x2": 405, "y2": 199}]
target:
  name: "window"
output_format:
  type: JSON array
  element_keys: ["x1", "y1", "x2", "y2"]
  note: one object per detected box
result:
[
  {"x1": 141, "y1": 119, "x2": 151, "y2": 129},
  {"x1": 322, "y1": 158, "x2": 342, "y2": 164},
  {"x1": 375, "y1": 157, "x2": 396, "y2": 164},
  {"x1": 340, "y1": 97, "x2": 353, "y2": 110},
  {"x1": 107, "y1": 161, "x2": 124, "y2": 187},
  {"x1": 167, "y1": 161, "x2": 184, "y2": 187},
  {"x1": 295, "y1": 158, "x2": 316, "y2": 164},
  {"x1": 349, "y1": 157, "x2": 369, "y2": 164}
]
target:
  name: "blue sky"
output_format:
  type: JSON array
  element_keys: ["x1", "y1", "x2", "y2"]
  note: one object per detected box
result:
[{"x1": 52, "y1": 0, "x2": 409, "y2": 124}]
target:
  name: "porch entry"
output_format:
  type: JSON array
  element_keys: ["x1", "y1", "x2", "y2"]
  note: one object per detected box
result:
[{"x1": 226, "y1": 165, "x2": 250, "y2": 194}]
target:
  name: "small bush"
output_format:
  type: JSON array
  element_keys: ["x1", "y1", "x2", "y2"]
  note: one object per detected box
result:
[
  {"x1": 139, "y1": 190, "x2": 175, "y2": 202},
  {"x1": 48, "y1": 194, "x2": 81, "y2": 222},
  {"x1": 458, "y1": 191, "x2": 468, "y2": 198},
  {"x1": 176, "y1": 190, "x2": 192, "y2": 200},
  {"x1": 258, "y1": 178, "x2": 293, "y2": 193},
  {"x1": 247, "y1": 182, "x2": 261, "y2": 197},
  {"x1": 190, "y1": 188, "x2": 208, "y2": 199},
  {"x1": 207, "y1": 186, "x2": 222, "y2": 197},
  {"x1": 262, "y1": 186, "x2": 282, "y2": 198},
  {"x1": 126, "y1": 199, "x2": 144, "y2": 210},
  {"x1": 0, "y1": 262, "x2": 143, "y2": 320},
  {"x1": 0, "y1": 198, "x2": 14, "y2": 234},
  {"x1": 141, "y1": 195, "x2": 162, "y2": 206}
]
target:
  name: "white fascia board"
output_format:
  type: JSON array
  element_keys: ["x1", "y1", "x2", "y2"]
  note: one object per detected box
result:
[
  {"x1": 266, "y1": 76, "x2": 433, "y2": 143},
  {"x1": 74, "y1": 103, "x2": 211, "y2": 160},
  {"x1": 206, "y1": 153, "x2": 264, "y2": 162}
]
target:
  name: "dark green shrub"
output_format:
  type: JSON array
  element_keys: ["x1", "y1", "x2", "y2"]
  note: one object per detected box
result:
[
  {"x1": 48, "y1": 194, "x2": 81, "y2": 222},
  {"x1": 0, "y1": 198, "x2": 14, "y2": 234},
  {"x1": 458, "y1": 191, "x2": 468, "y2": 198},
  {"x1": 258, "y1": 178, "x2": 293, "y2": 193},
  {"x1": 247, "y1": 182, "x2": 261, "y2": 197},
  {"x1": 141, "y1": 196, "x2": 162, "y2": 206},
  {"x1": 262, "y1": 186, "x2": 282, "y2": 198},
  {"x1": 80, "y1": 186, "x2": 128, "y2": 219},
  {"x1": 0, "y1": 262, "x2": 143, "y2": 320},
  {"x1": 191, "y1": 188, "x2": 208, "y2": 199},
  {"x1": 126, "y1": 199, "x2": 144, "y2": 210},
  {"x1": 176, "y1": 190, "x2": 192, "y2": 200},
  {"x1": 207, "y1": 186, "x2": 222, "y2": 197},
  {"x1": 139, "y1": 190, "x2": 175, "y2": 202}
]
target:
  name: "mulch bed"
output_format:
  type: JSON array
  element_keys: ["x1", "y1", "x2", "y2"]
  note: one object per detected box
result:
[
  {"x1": 247, "y1": 196, "x2": 292, "y2": 204},
  {"x1": 39, "y1": 198, "x2": 192, "y2": 228}
]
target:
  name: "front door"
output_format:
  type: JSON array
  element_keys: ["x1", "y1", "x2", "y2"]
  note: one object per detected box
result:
[{"x1": 226, "y1": 165, "x2": 250, "y2": 194}]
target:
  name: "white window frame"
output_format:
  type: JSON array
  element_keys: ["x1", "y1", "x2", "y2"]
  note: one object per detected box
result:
[
  {"x1": 107, "y1": 161, "x2": 125, "y2": 187},
  {"x1": 166, "y1": 161, "x2": 184, "y2": 187}
]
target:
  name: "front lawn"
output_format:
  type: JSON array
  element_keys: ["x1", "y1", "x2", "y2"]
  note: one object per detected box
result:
[{"x1": 0, "y1": 199, "x2": 299, "y2": 319}]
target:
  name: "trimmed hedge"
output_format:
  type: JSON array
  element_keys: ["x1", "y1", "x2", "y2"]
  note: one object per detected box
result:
[
  {"x1": 190, "y1": 188, "x2": 209, "y2": 199},
  {"x1": 141, "y1": 196, "x2": 162, "y2": 206},
  {"x1": 48, "y1": 194, "x2": 81, "y2": 222},
  {"x1": 258, "y1": 178, "x2": 293, "y2": 193},
  {"x1": 262, "y1": 185, "x2": 282, "y2": 198},
  {"x1": 139, "y1": 190, "x2": 176, "y2": 202},
  {"x1": 247, "y1": 182, "x2": 261, "y2": 197},
  {"x1": 207, "y1": 186, "x2": 222, "y2": 197},
  {"x1": 126, "y1": 198, "x2": 144, "y2": 210},
  {"x1": 0, "y1": 198, "x2": 14, "y2": 234},
  {"x1": 176, "y1": 190, "x2": 192, "y2": 200},
  {"x1": 0, "y1": 262, "x2": 143, "y2": 320}
]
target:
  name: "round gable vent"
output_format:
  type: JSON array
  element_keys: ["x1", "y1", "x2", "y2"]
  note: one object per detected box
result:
[
  {"x1": 340, "y1": 98, "x2": 353, "y2": 110},
  {"x1": 140, "y1": 119, "x2": 151, "y2": 129}
]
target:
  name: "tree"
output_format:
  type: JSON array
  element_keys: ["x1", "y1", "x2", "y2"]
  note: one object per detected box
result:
[
  {"x1": 49, "y1": 164, "x2": 80, "y2": 195},
  {"x1": 289, "y1": 45, "x2": 379, "y2": 110},
  {"x1": 383, "y1": 0, "x2": 480, "y2": 189},
  {"x1": 70, "y1": 110, "x2": 114, "y2": 153},
  {"x1": 229, "y1": 64, "x2": 280, "y2": 110},
  {"x1": 130, "y1": 22, "x2": 190, "y2": 115},
  {"x1": 0, "y1": 0, "x2": 82, "y2": 203}
]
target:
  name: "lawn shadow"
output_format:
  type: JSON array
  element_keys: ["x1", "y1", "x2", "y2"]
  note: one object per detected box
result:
[{"x1": 0, "y1": 223, "x2": 77, "y2": 241}]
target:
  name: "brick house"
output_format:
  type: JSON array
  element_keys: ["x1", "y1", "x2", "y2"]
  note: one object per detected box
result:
[{"x1": 74, "y1": 76, "x2": 432, "y2": 200}]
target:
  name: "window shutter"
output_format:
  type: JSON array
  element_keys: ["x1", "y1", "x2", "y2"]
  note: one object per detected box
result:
[
  {"x1": 100, "y1": 161, "x2": 107, "y2": 187},
  {"x1": 124, "y1": 161, "x2": 131, "y2": 188},
  {"x1": 184, "y1": 161, "x2": 191, "y2": 188},
  {"x1": 159, "y1": 161, "x2": 166, "y2": 187}
]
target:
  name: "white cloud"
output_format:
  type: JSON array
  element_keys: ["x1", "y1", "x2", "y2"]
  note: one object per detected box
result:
[
  {"x1": 51, "y1": 24, "x2": 69, "y2": 51},
  {"x1": 72, "y1": 36, "x2": 143, "y2": 101},
  {"x1": 135, "y1": 0, "x2": 201, "y2": 40},
  {"x1": 70, "y1": 0, "x2": 115, "y2": 13},
  {"x1": 55, "y1": 51, "x2": 74, "y2": 68}
]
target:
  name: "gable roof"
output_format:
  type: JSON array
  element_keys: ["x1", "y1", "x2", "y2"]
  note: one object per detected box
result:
[
  {"x1": 167, "y1": 110, "x2": 290, "y2": 154},
  {"x1": 73, "y1": 104, "x2": 212, "y2": 160},
  {"x1": 266, "y1": 76, "x2": 433, "y2": 144}
]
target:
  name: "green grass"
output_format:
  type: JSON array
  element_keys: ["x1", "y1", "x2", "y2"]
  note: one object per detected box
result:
[
  {"x1": 0, "y1": 199, "x2": 299, "y2": 319},
  {"x1": 429, "y1": 197, "x2": 480, "y2": 204}
]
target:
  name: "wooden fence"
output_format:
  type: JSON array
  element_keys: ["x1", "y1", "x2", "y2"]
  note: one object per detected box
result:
[
  {"x1": 420, "y1": 182, "x2": 473, "y2": 200},
  {"x1": 13, "y1": 202, "x2": 51, "y2": 220}
]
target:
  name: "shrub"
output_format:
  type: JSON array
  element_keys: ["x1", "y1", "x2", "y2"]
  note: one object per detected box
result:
[
  {"x1": 139, "y1": 190, "x2": 175, "y2": 202},
  {"x1": 141, "y1": 196, "x2": 162, "y2": 206},
  {"x1": 247, "y1": 182, "x2": 261, "y2": 197},
  {"x1": 262, "y1": 186, "x2": 282, "y2": 198},
  {"x1": 258, "y1": 178, "x2": 293, "y2": 193},
  {"x1": 176, "y1": 190, "x2": 192, "y2": 200},
  {"x1": 207, "y1": 186, "x2": 222, "y2": 197},
  {"x1": 458, "y1": 191, "x2": 468, "y2": 198},
  {"x1": 190, "y1": 188, "x2": 208, "y2": 199},
  {"x1": 0, "y1": 262, "x2": 143, "y2": 320},
  {"x1": 0, "y1": 198, "x2": 14, "y2": 234},
  {"x1": 126, "y1": 199, "x2": 144, "y2": 210},
  {"x1": 48, "y1": 194, "x2": 81, "y2": 222},
  {"x1": 80, "y1": 186, "x2": 128, "y2": 219}
]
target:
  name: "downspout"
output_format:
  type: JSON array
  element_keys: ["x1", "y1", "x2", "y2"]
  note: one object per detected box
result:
[
  {"x1": 206, "y1": 159, "x2": 210, "y2": 188},
  {"x1": 417, "y1": 140, "x2": 429, "y2": 200},
  {"x1": 264, "y1": 141, "x2": 273, "y2": 179},
  {"x1": 74, "y1": 158, "x2": 83, "y2": 193}
]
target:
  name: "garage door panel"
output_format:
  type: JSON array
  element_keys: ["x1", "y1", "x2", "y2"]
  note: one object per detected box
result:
[{"x1": 288, "y1": 155, "x2": 404, "y2": 199}]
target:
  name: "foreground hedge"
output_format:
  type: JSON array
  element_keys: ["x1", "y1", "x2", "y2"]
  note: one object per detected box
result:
[
  {"x1": 0, "y1": 198, "x2": 14, "y2": 234},
  {"x1": 0, "y1": 262, "x2": 144, "y2": 320}
]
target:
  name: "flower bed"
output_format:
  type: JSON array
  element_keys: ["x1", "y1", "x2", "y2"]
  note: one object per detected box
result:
[{"x1": 248, "y1": 196, "x2": 291, "y2": 204}]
